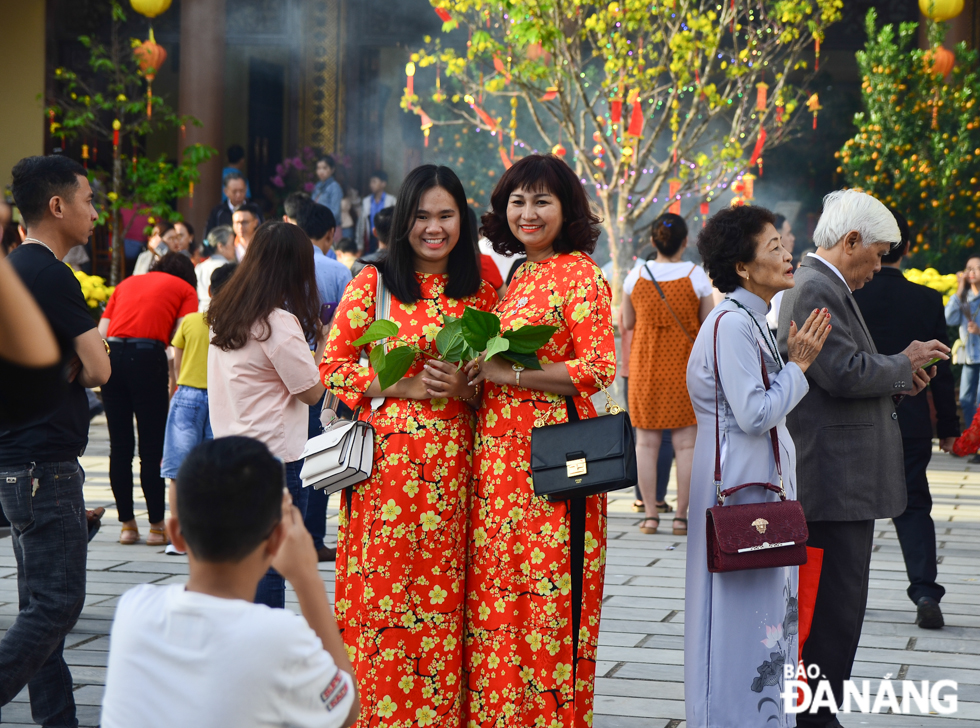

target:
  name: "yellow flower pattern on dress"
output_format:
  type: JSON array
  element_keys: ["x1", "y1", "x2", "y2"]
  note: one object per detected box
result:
[
  {"x1": 464, "y1": 252, "x2": 616, "y2": 728},
  {"x1": 320, "y1": 265, "x2": 497, "y2": 728}
]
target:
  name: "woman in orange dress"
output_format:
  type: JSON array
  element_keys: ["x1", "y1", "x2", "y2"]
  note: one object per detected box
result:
[
  {"x1": 621, "y1": 213, "x2": 715, "y2": 536},
  {"x1": 320, "y1": 165, "x2": 497, "y2": 727},
  {"x1": 463, "y1": 155, "x2": 616, "y2": 727}
]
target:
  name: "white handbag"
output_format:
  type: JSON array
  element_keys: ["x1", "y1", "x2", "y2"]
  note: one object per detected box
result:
[
  {"x1": 300, "y1": 266, "x2": 390, "y2": 494},
  {"x1": 299, "y1": 419, "x2": 375, "y2": 494}
]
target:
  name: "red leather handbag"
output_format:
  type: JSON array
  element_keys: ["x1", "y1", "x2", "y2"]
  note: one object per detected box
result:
[{"x1": 705, "y1": 312, "x2": 809, "y2": 574}]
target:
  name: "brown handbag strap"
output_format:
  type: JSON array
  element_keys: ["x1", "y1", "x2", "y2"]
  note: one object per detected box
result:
[
  {"x1": 712, "y1": 311, "x2": 783, "y2": 504},
  {"x1": 643, "y1": 263, "x2": 695, "y2": 343}
]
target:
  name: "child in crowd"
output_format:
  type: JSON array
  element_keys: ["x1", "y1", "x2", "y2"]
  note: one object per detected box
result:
[
  {"x1": 159, "y1": 263, "x2": 237, "y2": 554},
  {"x1": 101, "y1": 437, "x2": 359, "y2": 728},
  {"x1": 332, "y1": 237, "x2": 358, "y2": 270}
]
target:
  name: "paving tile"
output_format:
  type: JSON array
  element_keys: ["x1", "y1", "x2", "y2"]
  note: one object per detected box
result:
[{"x1": 0, "y1": 429, "x2": 973, "y2": 726}]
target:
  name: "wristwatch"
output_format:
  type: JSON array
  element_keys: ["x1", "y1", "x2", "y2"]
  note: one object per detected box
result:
[{"x1": 512, "y1": 362, "x2": 526, "y2": 387}]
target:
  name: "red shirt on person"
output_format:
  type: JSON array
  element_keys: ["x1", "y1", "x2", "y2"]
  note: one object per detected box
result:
[
  {"x1": 102, "y1": 272, "x2": 198, "y2": 343},
  {"x1": 480, "y1": 253, "x2": 504, "y2": 292}
]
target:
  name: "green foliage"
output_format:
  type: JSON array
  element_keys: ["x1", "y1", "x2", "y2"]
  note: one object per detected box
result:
[
  {"x1": 837, "y1": 9, "x2": 980, "y2": 269},
  {"x1": 45, "y1": 0, "x2": 216, "y2": 280},
  {"x1": 353, "y1": 307, "x2": 558, "y2": 389},
  {"x1": 409, "y1": 0, "x2": 843, "y2": 295}
]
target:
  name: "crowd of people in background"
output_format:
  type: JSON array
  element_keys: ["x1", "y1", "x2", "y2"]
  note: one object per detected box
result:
[{"x1": 0, "y1": 148, "x2": 971, "y2": 728}]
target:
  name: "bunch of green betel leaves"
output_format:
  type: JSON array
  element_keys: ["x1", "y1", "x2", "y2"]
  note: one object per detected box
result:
[{"x1": 352, "y1": 306, "x2": 556, "y2": 391}]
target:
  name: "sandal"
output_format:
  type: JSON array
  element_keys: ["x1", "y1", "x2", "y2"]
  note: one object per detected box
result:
[
  {"x1": 639, "y1": 516, "x2": 659, "y2": 535},
  {"x1": 672, "y1": 517, "x2": 688, "y2": 536},
  {"x1": 146, "y1": 527, "x2": 169, "y2": 547},
  {"x1": 656, "y1": 501, "x2": 674, "y2": 513},
  {"x1": 631, "y1": 500, "x2": 644, "y2": 512},
  {"x1": 119, "y1": 526, "x2": 140, "y2": 545}
]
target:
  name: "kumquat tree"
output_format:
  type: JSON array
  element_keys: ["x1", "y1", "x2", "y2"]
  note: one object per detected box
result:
[
  {"x1": 405, "y1": 0, "x2": 842, "y2": 298},
  {"x1": 46, "y1": 0, "x2": 215, "y2": 284},
  {"x1": 837, "y1": 8, "x2": 980, "y2": 270}
]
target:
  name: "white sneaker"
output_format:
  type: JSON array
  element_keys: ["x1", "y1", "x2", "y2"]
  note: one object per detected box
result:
[{"x1": 164, "y1": 543, "x2": 186, "y2": 556}]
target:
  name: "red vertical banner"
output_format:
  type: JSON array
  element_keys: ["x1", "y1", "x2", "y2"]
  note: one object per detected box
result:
[{"x1": 669, "y1": 178, "x2": 681, "y2": 215}]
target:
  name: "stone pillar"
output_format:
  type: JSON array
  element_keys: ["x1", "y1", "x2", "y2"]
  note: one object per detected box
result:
[
  {"x1": 0, "y1": 0, "x2": 44, "y2": 188},
  {"x1": 178, "y1": 0, "x2": 225, "y2": 236}
]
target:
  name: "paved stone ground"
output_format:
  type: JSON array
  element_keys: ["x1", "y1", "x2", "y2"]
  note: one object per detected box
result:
[{"x1": 1, "y1": 416, "x2": 978, "y2": 727}]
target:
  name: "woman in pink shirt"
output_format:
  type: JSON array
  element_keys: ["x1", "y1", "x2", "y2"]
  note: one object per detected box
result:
[{"x1": 206, "y1": 222, "x2": 326, "y2": 608}]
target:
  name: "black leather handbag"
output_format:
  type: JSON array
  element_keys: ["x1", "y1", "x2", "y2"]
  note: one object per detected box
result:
[{"x1": 530, "y1": 389, "x2": 638, "y2": 502}]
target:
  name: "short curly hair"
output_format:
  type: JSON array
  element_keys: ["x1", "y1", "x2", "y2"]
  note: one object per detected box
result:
[
  {"x1": 481, "y1": 154, "x2": 601, "y2": 256},
  {"x1": 697, "y1": 205, "x2": 776, "y2": 293}
]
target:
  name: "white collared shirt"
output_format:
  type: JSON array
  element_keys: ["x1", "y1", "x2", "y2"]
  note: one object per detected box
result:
[{"x1": 807, "y1": 252, "x2": 850, "y2": 290}]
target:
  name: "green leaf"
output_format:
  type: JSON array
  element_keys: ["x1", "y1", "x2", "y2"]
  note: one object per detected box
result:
[
  {"x1": 442, "y1": 335, "x2": 467, "y2": 363},
  {"x1": 499, "y1": 350, "x2": 543, "y2": 370},
  {"x1": 460, "y1": 344, "x2": 480, "y2": 363},
  {"x1": 460, "y1": 307, "x2": 501, "y2": 351},
  {"x1": 503, "y1": 324, "x2": 558, "y2": 354},
  {"x1": 484, "y1": 335, "x2": 511, "y2": 361},
  {"x1": 377, "y1": 346, "x2": 417, "y2": 391},
  {"x1": 352, "y1": 320, "x2": 399, "y2": 347},
  {"x1": 369, "y1": 344, "x2": 386, "y2": 374},
  {"x1": 435, "y1": 316, "x2": 464, "y2": 358}
]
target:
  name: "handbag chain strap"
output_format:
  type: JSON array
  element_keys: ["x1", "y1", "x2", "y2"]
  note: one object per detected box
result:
[
  {"x1": 532, "y1": 375, "x2": 624, "y2": 428},
  {"x1": 643, "y1": 263, "x2": 695, "y2": 343},
  {"x1": 712, "y1": 310, "x2": 784, "y2": 506}
]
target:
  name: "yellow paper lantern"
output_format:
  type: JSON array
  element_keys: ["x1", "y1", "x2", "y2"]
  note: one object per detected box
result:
[
  {"x1": 918, "y1": 0, "x2": 963, "y2": 21},
  {"x1": 130, "y1": 0, "x2": 171, "y2": 18}
]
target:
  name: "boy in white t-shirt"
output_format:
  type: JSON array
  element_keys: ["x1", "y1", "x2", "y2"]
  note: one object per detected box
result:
[{"x1": 101, "y1": 437, "x2": 359, "y2": 728}]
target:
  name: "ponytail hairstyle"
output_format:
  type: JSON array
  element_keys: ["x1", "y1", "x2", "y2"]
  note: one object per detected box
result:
[{"x1": 650, "y1": 212, "x2": 688, "y2": 257}]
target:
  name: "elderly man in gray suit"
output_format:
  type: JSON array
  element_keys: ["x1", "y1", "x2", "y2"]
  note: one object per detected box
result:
[{"x1": 777, "y1": 189, "x2": 949, "y2": 728}]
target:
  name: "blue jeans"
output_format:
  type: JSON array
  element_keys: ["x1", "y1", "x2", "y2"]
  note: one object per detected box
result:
[
  {"x1": 254, "y1": 460, "x2": 309, "y2": 608},
  {"x1": 0, "y1": 461, "x2": 87, "y2": 727},
  {"x1": 160, "y1": 386, "x2": 213, "y2": 479},
  {"x1": 960, "y1": 364, "x2": 980, "y2": 430}
]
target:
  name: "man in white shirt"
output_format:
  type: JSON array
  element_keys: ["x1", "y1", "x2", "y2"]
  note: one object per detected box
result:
[{"x1": 101, "y1": 437, "x2": 359, "y2": 728}]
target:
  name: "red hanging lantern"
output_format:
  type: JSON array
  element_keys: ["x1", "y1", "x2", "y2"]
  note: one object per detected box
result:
[
  {"x1": 434, "y1": 7, "x2": 452, "y2": 23},
  {"x1": 742, "y1": 173, "x2": 756, "y2": 200},
  {"x1": 133, "y1": 29, "x2": 167, "y2": 118},
  {"x1": 551, "y1": 143, "x2": 566, "y2": 157},
  {"x1": 610, "y1": 95, "x2": 623, "y2": 124},
  {"x1": 467, "y1": 97, "x2": 499, "y2": 133},
  {"x1": 814, "y1": 37, "x2": 820, "y2": 72},
  {"x1": 925, "y1": 46, "x2": 955, "y2": 76},
  {"x1": 700, "y1": 201, "x2": 710, "y2": 217},
  {"x1": 776, "y1": 103, "x2": 785, "y2": 124},
  {"x1": 405, "y1": 62, "x2": 416, "y2": 107},
  {"x1": 756, "y1": 82, "x2": 768, "y2": 111},
  {"x1": 807, "y1": 93, "x2": 821, "y2": 130},
  {"x1": 493, "y1": 54, "x2": 511, "y2": 84},
  {"x1": 669, "y1": 178, "x2": 682, "y2": 215},
  {"x1": 417, "y1": 108, "x2": 433, "y2": 147},
  {"x1": 81, "y1": 143, "x2": 89, "y2": 169},
  {"x1": 748, "y1": 127, "x2": 767, "y2": 171},
  {"x1": 626, "y1": 90, "x2": 644, "y2": 138},
  {"x1": 540, "y1": 87, "x2": 558, "y2": 102},
  {"x1": 112, "y1": 118, "x2": 121, "y2": 148}
]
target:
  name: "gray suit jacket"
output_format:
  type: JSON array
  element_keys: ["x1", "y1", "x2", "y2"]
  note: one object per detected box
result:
[{"x1": 777, "y1": 256, "x2": 913, "y2": 522}]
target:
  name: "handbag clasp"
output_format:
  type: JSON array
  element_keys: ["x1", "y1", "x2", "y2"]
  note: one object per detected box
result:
[{"x1": 566, "y1": 458, "x2": 588, "y2": 478}]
